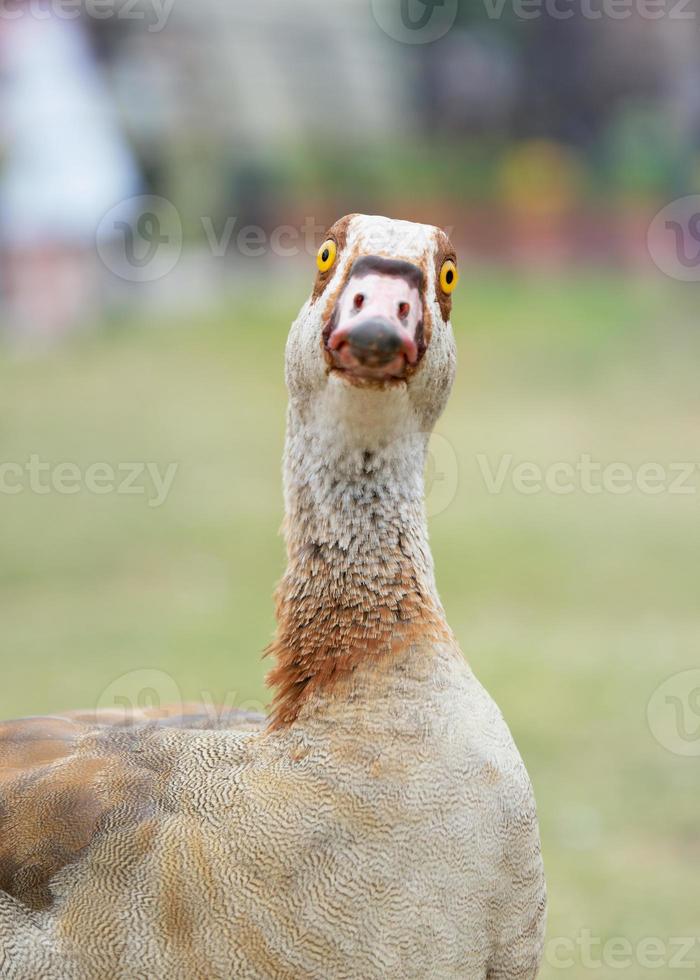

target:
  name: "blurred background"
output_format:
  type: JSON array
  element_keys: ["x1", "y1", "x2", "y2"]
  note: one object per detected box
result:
[{"x1": 0, "y1": 0, "x2": 699, "y2": 975}]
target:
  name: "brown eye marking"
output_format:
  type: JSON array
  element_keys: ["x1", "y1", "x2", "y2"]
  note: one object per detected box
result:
[
  {"x1": 433, "y1": 228, "x2": 457, "y2": 322},
  {"x1": 311, "y1": 213, "x2": 357, "y2": 303}
]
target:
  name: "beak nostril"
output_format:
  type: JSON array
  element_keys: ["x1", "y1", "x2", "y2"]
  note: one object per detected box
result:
[
  {"x1": 353, "y1": 293, "x2": 365, "y2": 312},
  {"x1": 397, "y1": 302, "x2": 410, "y2": 320}
]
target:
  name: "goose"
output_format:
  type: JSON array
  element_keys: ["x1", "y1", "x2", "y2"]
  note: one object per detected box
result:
[{"x1": 0, "y1": 214, "x2": 546, "y2": 980}]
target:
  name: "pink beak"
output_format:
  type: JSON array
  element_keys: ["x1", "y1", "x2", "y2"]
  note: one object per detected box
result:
[{"x1": 326, "y1": 269, "x2": 423, "y2": 380}]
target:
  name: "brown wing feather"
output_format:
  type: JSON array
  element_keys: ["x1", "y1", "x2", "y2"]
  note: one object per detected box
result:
[{"x1": 0, "y1": 705, "x2": 265, "y2": 911}]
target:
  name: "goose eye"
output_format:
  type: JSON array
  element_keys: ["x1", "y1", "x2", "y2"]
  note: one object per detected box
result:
[
  {"x1": 317, "y1": 239, "x2": 337, "y2": 273},
  {"x1": 439, "y1": 259, "x2": 458, "y2": 295}
]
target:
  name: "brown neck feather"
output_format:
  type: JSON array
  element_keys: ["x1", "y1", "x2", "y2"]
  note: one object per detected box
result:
[{"x1": 266, "y1": 411, "x2": 452, "y2": 729}]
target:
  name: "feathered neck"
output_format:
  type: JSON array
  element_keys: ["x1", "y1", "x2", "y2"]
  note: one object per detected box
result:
[{"x1": 267, "y1": 392, "x2": 452, "y2": 729}]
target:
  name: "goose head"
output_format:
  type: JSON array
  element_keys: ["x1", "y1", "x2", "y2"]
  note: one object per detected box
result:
[{"x1": 286, "y1": 214, "x2": 458, "y2": 448}]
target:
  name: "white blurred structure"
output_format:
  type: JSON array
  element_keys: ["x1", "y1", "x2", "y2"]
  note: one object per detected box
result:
[
  {"x1": 115, "y1": 0, "x2": 411, "y2": 150},
  {"x1": 0, "y1": 11, "x2": 139, "y2": 342}
]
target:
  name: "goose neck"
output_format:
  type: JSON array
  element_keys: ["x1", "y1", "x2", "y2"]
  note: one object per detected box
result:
[{"x1": 266, "y1": 402, "x2": 452, "y2": 728}]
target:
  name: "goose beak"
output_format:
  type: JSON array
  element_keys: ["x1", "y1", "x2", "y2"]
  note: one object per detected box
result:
[{"x1": 325, "y1": 257, "x2": 424, "y2": 383}]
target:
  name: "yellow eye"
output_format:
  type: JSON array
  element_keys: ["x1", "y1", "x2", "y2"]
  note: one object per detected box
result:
[
  {"x1": 317, "y1": 239, "x2": 337, "y2": 273},
  {"x1": 439, "y1": 259, "x2": 459, "y2": 294}
]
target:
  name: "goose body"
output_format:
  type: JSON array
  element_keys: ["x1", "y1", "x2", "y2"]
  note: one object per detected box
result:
[{"x1": 0, "y1": 215, "x2": 545, "y2": 979}]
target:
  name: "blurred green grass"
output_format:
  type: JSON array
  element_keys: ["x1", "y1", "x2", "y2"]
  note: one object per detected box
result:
[{"x1": 1, "y1": 271, "x2": 698, "y2": 977}]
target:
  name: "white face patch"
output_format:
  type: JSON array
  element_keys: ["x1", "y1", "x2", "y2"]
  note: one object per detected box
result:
[
  {"x1": 285, "y1": 214, "x2": 458, "y2": 444},
  {"x1": 350, "y1": 215, "x2": 438, "y2": 266}
]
